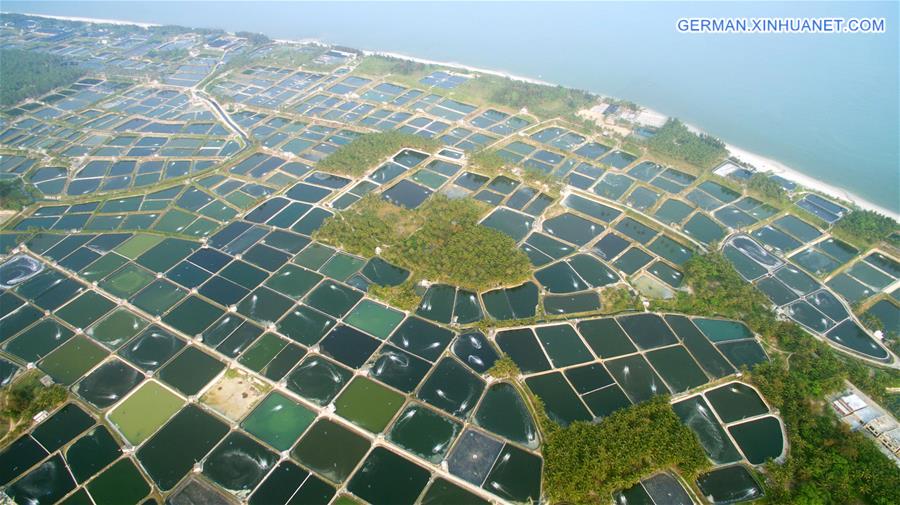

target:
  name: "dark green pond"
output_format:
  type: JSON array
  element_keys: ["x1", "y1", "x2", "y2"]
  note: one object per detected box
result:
[
  {"x1": 704, "y1": 382, "x2": 769, "y2": 423},
  {"x1": 417, "y1": 358, "x2": 485, "y2": 418},
  {"x1": 646, "y1": 346, "x2": 708, "y2": 392},
  {"x1": 348, "y1": 447, "x2": 431, "y2": 505},
  {"x1": 421, "y1": 478, "x2": 489, "y2": 505},
  {"x1": 292, "y1": 419, "x2": 370, "y2": 484},
  {"x1": 65, "y1": 426, "x2": 122, "y2": 483},
  {"x1": 475, "y1": 383, "x2": 538, "y2": 448},
  {"x1": 369, "y1": 346, "x2": 432, "y2": 393},
  {"x1": 482, "y1": 282, "x2": 538, "y2": 320},
  {"x1": 728, "y1": 416, "x2": 784, "y2": 464},
  {"x1": 576, "y1": 318, "x2": 637, "y2": 358},
  {"x1": 7, "y1": 454, "x2": 76, "y2": 505},
  {"x1": 249, "y1": 460, "x2": 335, "y2": 505},
  {"x1": 618, "y1": 313, "x2": 678, "y2": 350},
  {"x1": 86, "y1": 458, "x2": 150, "y2": 505},
  {"x1": 525, "y1": 372, "x2": 591, "y2": 426},
  {"x1": 696, "y1": 464, "x2": 763, "y2": 504},
  {"x1": 665, "y1": 315, "x2": 735, "y2": 379},
  {"x1": 482, "y1": 443, "x2": 542, "y2": 503},
  {"x1": 32, "y1": 403, "x2": 94, "y2": 452},
  {"x1": 285, "y1": 356, "x2": 352, "y2": 405},
  {"x1": 452, "y1": 331, "x2": 498, "y2": 374},
  {"x1": 496, "y1": 328, "x2": 551, "y2": 374},
  {"x1": 606, "y1": 354, "x2": 668, "y2": 403},
  {"x1": 673, "y1": 396, "x2": 741, "y2": 465},
  {"x1": 535, "y1": 324, "x2": 593, "y2": 367},
  {"x1": 387, "y1": 403, "x2": 462, "y2": 463},
  {"x1": 203, "y1": 431, "x2": 278, "y2": 493},
  {"x1": 136, "y1": 404, "x2": 229, "y2": 491}
]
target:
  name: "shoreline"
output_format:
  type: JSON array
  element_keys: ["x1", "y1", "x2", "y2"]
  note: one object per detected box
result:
[
  {"x1": 7, "y1": 11, "x2": 898, "y2": 221},
  {"x1": 723, "y1": 142, "x2": 900, "y2": 221},
  {"x1": 11, "y1": 11, "x2": 159, "y2": 29}
]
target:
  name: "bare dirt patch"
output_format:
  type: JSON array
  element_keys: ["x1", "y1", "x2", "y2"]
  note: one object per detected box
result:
[{"x1": 200, "y1": 368, "x2": 269, "y2": 421}]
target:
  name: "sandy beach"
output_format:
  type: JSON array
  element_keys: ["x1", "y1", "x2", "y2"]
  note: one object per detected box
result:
[
  {"x1": 9, "y1": 12, "x2": 899, "y2": 222},
  {"x1": 361, "y1": 49, "x2": 554, "y2": 87},
  {"x1": 12, "y1": 12, "x2": 158, "y2": 29},
  {"x1": 725, "y1": 142, "x2": 900, "y2": 222}
]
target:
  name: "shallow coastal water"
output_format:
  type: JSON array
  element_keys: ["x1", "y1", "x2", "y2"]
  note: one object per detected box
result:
[{"x1": 4, "y1": 1, "x2": 898, "y2": 211}]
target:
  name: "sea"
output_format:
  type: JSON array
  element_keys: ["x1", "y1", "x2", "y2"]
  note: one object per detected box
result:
[{"x1": 3, "y1": 1, "x2": 898, "y2": 212}]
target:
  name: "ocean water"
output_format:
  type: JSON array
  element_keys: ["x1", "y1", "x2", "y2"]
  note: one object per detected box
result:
[{"x1": 3, "y1": 1, "x2": 898, "y2": 211}]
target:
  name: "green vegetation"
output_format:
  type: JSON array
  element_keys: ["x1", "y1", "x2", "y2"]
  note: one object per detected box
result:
[
  {"x1": 654, "y1": 252, "x2": 776, "y2": 334},
  {"x1": 314, "y1": 194, "x2": 416, "y2": 257},
  {"x1": 747, "y1": 172, "x2": 788, "y2": 204},
  {"x1": 0, "y1": 178, "x2": 37, "y2": 211},
  {"x1": 462, "y1": 76, "x2": 595, "y2": 120},
  {"x1": 833, "y1": 209, "x2": 898, "y2": 247},
  {"x1": 656, "y1": 252, "x2": 900, "y2": 503},
  {"x1": 487, "y1": 354, "x2": 521, "y2": 380},
  {"x1": 467, "y1": 149, "x2": 562, "y2": 195},
  {"x1": 1, "y1": 372, "x2": 68, "y2": 444},
  {"x1": 753, "y1": 329, "x2": 900, "y2": 505},
  {"x1": 0, "y1": 49, "x2": 85, "y2": 106},
  {"x1": 367, "y1": 280, "x2": 421, "y2": 312},
  {"x1": 315, "y1": 194, "x2": 531, "y2": 290},
  {"x1": 647, "y1": 119, "x2": 727, "y2": 170},
  {"x1": 317, "y1": 131, "x2": 440, "y2": 176},
  {"x1": 354, "y1": 56, "x2": 595, "y2": 120},
  {"x1": 468, "y1": 149, "x2": 507, "y2": 176},
  {"x1": 235, "y1": 31, "x2": 271, "y2": 46},
  {"x1": 542, "y1": 396, "x2": 709, "y2": 504},
  {"x1": 354, "y1": 54, "x2": 434, "y2": 77},
  {"x1": 600, "y1": 286, "x2": 643, "y2": 313}
]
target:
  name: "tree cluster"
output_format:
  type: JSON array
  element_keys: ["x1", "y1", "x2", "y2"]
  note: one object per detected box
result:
[
  {"x1": 488, "y1": 79, "x2": 594, "y2": 119},
  {"x1": 468, "y1": 149, "x2": 507, "y2": 176},
  {"x1": 647, "y1": 119, "x2": 727, "y2": 170},
  {"x1": 1, "y1": 372, "x2": 68, "y2": 444},
  {"x1": 747, "y1": 172, "x2": 788, "y2": 204},
  {"x1": 600, "y1": 286, "x2": 643, "y2": 313},
  {"x1": 663, "y1": 252, "x2": 900, "y2": 504},
  {"x1": 315, "y1": 194, "x2": 531, "y2": 291},
  {"x1": 317, "y1": 131, "x2": 439, "y2": 176},
  {"x1": 487, "y1": 354, "x2": 521, "y2": 380},
  {"x1": 834, "y1": 209, "x2": 898, "y2": 246},
  {"x1": 542, "y1": 395, "x2": 709, "y2": 504},
  {"x1": 367, "y1": 280, "x2": 421, "y2": 312},
  {"x1": 0, "y1": 49, "x2": 85, "y2": 106},
  {"x1": 0, "y1": 178, "x2": 37, "y2": 211},
  {"x1": 656, "y1": 251, "x2": 776, "y2": 333},
  {"x1": 235, "y1": 31, "x2": 271, "y2": 46}
]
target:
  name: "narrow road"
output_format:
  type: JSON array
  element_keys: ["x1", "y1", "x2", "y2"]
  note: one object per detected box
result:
[{"x1": 193, "y1": 89, "x2": 250, "y2": 145}]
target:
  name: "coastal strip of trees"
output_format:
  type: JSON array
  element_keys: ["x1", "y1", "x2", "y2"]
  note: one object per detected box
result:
[
  {"x1": 647, "y1": 118, "x2": 727, "y2": 170},
  {"x1": 834, "y1": 209, "x2": 899, "y2": 247}
]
